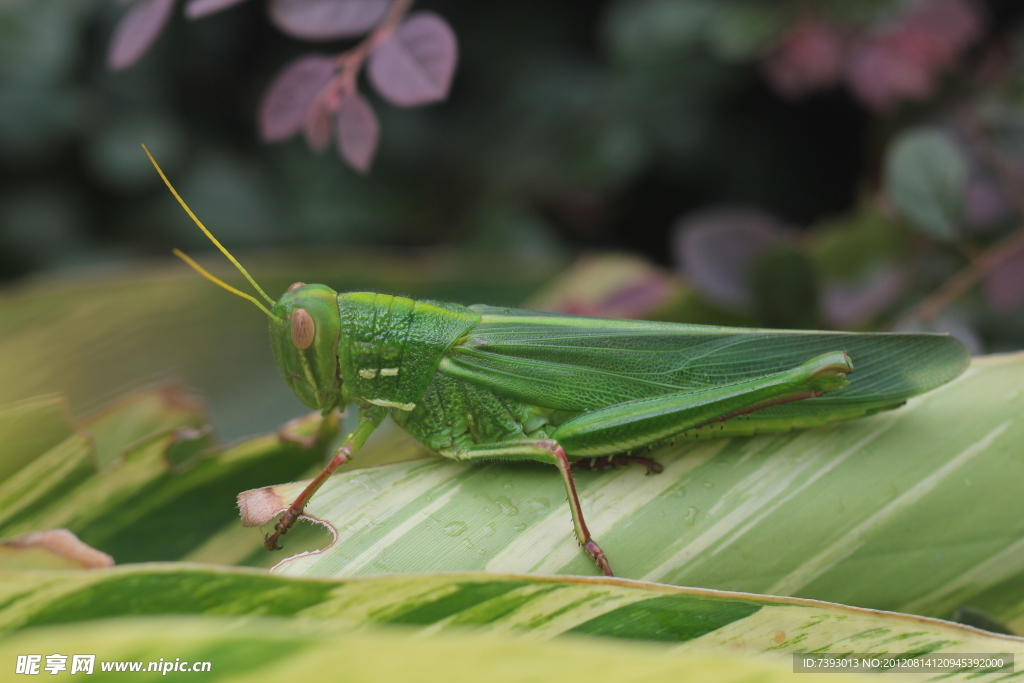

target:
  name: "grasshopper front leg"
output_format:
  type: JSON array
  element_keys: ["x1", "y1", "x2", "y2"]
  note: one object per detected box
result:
[{"x1": 265, "y1": 405, "x2": 386, "y2": 550}]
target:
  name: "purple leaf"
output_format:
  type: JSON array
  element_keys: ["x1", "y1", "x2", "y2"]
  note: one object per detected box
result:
[
  {"x1": 336, "y1": 91, "x2": 380, "y2": 173},
  {"x1": 843, "y1": 0, "x2": 985, "y2": 112},
  {"x1": 368, "y1": 12, "x2": 458, "y2": 107},
  {"x1": 303, "y1": 97, "x2": 333, "y2": 153},
  {"x1": 985, "y1": 245, "x2": 1024, "y2": 312},
  {"x1": 107, "y1": 0, "x2": 177, "y2": 71},
  {"x1": 894, "y1": 0, "x2": 985, "y2": 70},
  {"x1": 185, "y1": 0, "x2": 249, "y2": 20},
  {"x1": 671, "y1": 207, "x2": 790, "y2": 310},
  {"x1": 845, "y1": 40, "x2": 934, "y2": 112},
  {"x1": 259, "y1": 55, "x2": 337, "y2": 142},
  {"x1": 964, "y1": 177, "x2": 1011, "y2": 230},
  {"x1": 268, "y1": 0, "x2": 389, "y2": 40},
  {"x1": 762, "y1": 17, "x2": 843, "y2": 99},
  {"x1": 822, "y1": 265, "x2": 907, "y2": 328}
]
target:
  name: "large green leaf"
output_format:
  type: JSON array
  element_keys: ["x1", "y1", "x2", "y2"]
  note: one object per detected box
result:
[
  {"x1": 0, "y1": 566, "x2": 1019, "y2": 681},
  {"x1": 242, "y1": 353, "x2": 1024, "y2": 629},
  {"x1": 0, "y1": 618, "x2": 879, "y2": 683}
]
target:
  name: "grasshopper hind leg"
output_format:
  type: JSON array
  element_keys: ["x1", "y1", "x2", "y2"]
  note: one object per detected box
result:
[{"x1": 551, "y1": 351, "x2": 852, "y2": 457}]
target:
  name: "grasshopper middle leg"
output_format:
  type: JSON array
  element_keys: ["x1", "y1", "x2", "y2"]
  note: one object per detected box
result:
[{"x1": 455, "y1": 440, "x2": 614, "y2": 577}]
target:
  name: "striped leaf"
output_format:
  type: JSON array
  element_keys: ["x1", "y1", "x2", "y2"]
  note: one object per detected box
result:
[
  {"x1": 0, "y1": 387, "x2": 341, "y2": 568},
  {"x1": 0, "y1": 567, "x2": 1019, "y2": 681},
  {"x1": 243, "y1": 353, "x2": 1024, "y2": 630},
  {"x1": 0, "y1": 618, "x2": 877, "y2": 683}
]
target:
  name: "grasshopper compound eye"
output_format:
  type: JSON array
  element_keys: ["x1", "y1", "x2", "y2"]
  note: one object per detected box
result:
[
  {"x1": 291, "y1": 308, "x2": 315, "y2": 349},
  {"x1": 287, "y1": 282, "x2": 306, "y2": 292}
]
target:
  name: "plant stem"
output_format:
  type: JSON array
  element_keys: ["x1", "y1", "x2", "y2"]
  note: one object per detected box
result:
[
  {"x1": 335, "y1": 0, "x2": 415, "y2": 93},
  {"x1": 909, "y1": 227, "x2": 1024, "y2": 322}
]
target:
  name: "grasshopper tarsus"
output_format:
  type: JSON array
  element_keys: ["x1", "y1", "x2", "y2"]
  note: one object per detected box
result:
[
  {"x1": 264, "y1": 513, "x2": 295, "y2": 551},
  {"x1": 611, "y1": 454, "x2": 663, "y2": 475},
  {"x1": 584, "y1": 540, "x2": 614, "y2": 577},
  {"x1": 264, "y1": 527, "x2": 286, "y2": 551},
  {"x1": 259, "y1": 426, "x2": 372, "y2": 553}
]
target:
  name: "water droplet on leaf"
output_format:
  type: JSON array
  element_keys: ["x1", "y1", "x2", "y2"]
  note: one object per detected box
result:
[
  {"x1": 685, "y1": 506, "x2": 699, "y2": 525},
  {"x1": 443, "y1": 521, "x2": 467, "y2": 537}
]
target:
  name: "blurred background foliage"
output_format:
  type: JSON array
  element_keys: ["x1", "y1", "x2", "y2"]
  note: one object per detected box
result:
[{"x1": 4, "y1": 0, "x2": 1024, "y2": 397}]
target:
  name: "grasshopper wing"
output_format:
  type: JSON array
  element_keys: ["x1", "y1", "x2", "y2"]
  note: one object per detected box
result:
[{"x1": 439, "y1": 306, "x2": 970, "y2": 432}]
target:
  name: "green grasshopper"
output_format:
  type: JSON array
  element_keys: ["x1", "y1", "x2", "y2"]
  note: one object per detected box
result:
[{"x1": 145, "y1": 148, "x2": 970, "y2": 576}]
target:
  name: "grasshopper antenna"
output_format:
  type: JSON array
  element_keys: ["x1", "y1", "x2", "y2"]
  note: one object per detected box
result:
[
  {"x1": 172, "y1": 249, "x2": 278, "y2": 320},
  {"x1": 142, "y1": 144, "x2": 279, "y2": 318}
]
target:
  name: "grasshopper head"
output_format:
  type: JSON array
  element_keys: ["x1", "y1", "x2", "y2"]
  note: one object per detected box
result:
[
  {"x1": 270, "y1": 283, "x2": 343, "y2": 412},
  {"x1": 142, "y1": 146, "x2": 345, "y2": 413}
]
